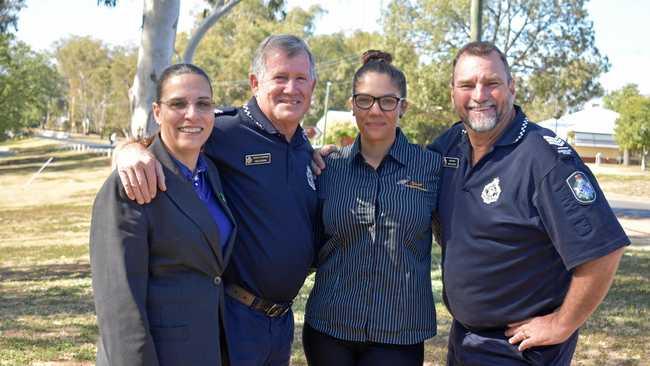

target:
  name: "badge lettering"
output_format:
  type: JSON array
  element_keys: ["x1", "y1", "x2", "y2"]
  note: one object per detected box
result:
[
  {"x1": 443, "y1": 157, "x2": 460, "y2": 169},
  {"x1": 397, "y1": 178, "x2": 429, "y2": 192},
  {"x1": 245, "y1": 153, "x2": 271, "y2": 166}
]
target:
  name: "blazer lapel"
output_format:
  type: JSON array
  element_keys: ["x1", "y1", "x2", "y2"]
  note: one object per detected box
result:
[
  {"x1": 203, "y1": 157, "x2": 238, "y2": 266},
  {"x1": 149, "y1": 136, "x2": 226, "y2": 269}
]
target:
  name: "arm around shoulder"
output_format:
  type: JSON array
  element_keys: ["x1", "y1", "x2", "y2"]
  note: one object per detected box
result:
[{"x1": 112, "y1": 137, "x2": 166, "y2": 204}]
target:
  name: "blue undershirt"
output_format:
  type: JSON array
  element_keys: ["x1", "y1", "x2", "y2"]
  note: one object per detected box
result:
[{"x1": 172, "y1": 153, "x2": 233, "y2": 251}]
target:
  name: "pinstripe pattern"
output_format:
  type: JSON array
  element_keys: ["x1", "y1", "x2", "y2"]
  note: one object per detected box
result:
[{"x1": 305, "y1": 129, "x2": 441, "y2": 345}]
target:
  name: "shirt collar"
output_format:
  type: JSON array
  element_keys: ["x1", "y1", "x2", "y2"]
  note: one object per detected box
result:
[
  {"x1": 243, "y1": 97, "x2": 310, "y2": 147},
  {"x1": 349, "y1": 127, "x2": 409, "y2": 167},
  {"x1": 243, "y1": 97, "x2": 279, "y2": 135},
  {"x1": 171, "y1": 153, "x2": 208, "y2": 182},
  {"x1": 494, "y1": 105, "x2": 530, "y2": 146}
]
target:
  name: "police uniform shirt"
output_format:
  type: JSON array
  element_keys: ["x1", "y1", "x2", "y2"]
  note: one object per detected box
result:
[
  {"x1": 203, "y1": 97, "x2": 319, "y2": 303},
  {"x1": 306, "y1": 129, "x2": 441, "y2": 345},
  {"x1": 428, "y1": 105, "x2": 630, "y2": 330}
]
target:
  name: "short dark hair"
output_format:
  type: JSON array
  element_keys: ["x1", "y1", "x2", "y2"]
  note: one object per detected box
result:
[
  {"x1": 352, "y1": 50, "x2": 407, "y2": 98},
  {"x1": 251, "y1": 34, "x2": 317, "y2": 80},
  {"x1": 155, "y1": 63, "x2": 213, "y2": 102},
  {"x1": 451, "y1": 41, "x2": 511, "y2": 84}
]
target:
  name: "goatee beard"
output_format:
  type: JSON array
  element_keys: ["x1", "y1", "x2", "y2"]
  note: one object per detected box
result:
[{"x1": 466, "y1": 114, "x2": 498, "y2": 132}]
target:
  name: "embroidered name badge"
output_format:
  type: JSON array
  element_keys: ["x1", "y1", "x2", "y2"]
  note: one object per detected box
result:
[
  {"x1": 443, "y1": 156, "x2": 460, "y2": 169},
  {"x1": 481, "y1": 177, "x2": 501, "y2": 204},
  {"x1": 306, "y1": 166, "x2": 316, "y2": 191},
  {"x1": 245, "y1": 153, "x2": 272, "y2": 166},
  {"x1": 397, "y1": 178, "x2": 429, "y2": 192},
  {"x1": 566, "y1": 171, "x2": 596, "y2": 204}
]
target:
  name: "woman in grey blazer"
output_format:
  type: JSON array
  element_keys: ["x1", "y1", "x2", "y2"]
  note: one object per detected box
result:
[{"x1": 90, "y1": 64, "x2": 236, "y2": 366}]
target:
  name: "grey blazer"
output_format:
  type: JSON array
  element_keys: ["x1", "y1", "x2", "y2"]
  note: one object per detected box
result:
[{"x1": 90, "y1": 135, "x2": 237, "y2": 366}]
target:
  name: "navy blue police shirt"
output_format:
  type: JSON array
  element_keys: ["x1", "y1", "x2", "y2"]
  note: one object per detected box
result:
[
  {"x1": 428, "y1": 105, "x2": 629, "y2": 330},
  {"x1": 203, "y1": 97, "x2": 319, "y2": 303}
]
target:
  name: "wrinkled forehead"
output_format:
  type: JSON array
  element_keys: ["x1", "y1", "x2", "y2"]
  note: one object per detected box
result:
[
  {"x1": 263, "y1": 49, "x2": 311, "y2": 71},
  {"x1": 453, "y1": 52, "x2": 509, "y2": 82}
]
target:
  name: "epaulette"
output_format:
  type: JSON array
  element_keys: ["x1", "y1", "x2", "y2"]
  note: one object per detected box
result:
[
  {"x1": 214, "y1": 106, "x2": 238, "y2": 117},
  {"x1": 539, "y1": 134, "x2": 574, "y2": 159}
]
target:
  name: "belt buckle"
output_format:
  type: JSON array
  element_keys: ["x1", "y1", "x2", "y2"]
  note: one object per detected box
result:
[{"x1": 263, "y1": 303, "x2": 284, "y2": 317}]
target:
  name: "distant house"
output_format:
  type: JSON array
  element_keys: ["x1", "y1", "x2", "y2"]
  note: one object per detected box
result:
[
  {"x1": 314, "y1": 110, "x2": 357, "y2": 146},
  {"x1": 538, "y1": 104, "x2": 621, "y2": 163}
]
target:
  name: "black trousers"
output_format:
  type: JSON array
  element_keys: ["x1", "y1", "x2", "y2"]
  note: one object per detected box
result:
[{"x1": 302, "y1": 322, "x2": 424, "y2": 366}]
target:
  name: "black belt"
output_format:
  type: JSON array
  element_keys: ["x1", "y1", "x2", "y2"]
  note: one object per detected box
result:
[{"x1": 225, "y1": 284, "x2": 292, "y2": 318}]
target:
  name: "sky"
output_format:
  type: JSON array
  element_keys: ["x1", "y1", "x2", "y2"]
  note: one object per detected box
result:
[{"x1": 14, "y1": 0, "x2": 650, "y2": 96}]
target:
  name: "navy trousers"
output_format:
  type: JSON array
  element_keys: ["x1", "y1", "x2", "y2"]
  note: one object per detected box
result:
[{"x1": 446, "y1": 320, "x2": 579, "y2": 366}]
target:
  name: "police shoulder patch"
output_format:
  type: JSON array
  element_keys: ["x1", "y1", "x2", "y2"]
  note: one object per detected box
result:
[
  {"x1": 214, "y1": 106, "x2": 237, "y2": 117},
  {"x1": 566, "y1": 171, "x2": 596, "y2": 204}
]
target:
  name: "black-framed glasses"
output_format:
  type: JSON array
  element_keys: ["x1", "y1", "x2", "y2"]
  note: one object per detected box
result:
[
  {"x1": 160, "y1": 98, "x2": 215, "y2": 114},
  {"x1": 353, "y1": 94, "x2": 404, "y2": 111}
]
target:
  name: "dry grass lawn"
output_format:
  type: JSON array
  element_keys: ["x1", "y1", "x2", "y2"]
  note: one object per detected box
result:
[{"x1": 0, "y1": 138, "x2": 648, "y2": 365}]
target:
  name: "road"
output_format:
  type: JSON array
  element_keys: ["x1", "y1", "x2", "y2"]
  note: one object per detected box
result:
[{"x1": 607, "y1": 195, "x2": 650, "y2": 219}]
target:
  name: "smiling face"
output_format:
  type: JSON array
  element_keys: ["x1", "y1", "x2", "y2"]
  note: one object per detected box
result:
[
  {"x1": 451, "y1": 51, "x2": 515, "y2": 133},
  {"x1": 352, "y1": 71, "x2": 407, "y2": 145},
  {"x1": 153, "y1": 73, "x2": 214, "y2": 168},
  {"x1": 249, "y1": 49, "x2": 316, "y2": 130}
]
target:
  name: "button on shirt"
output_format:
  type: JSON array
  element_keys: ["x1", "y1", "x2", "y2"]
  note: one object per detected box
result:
[
  {"x1": 429, "y1": 106, "x2": 630, "y2": 330},
  {"x1": 171, "y1": 153, "x2": 233, "y2": 250},
  {"x1": 203, "y1": 98, "x2": 318, "y2": 303},
  {"x1": 305, "y1": 129, "x2": 441, "y2": 345}
]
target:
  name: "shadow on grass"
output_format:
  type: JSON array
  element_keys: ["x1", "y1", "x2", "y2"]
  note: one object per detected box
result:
[
  {"x1": 0, "y1": 263, "x2": 94, "y2": 318},
  {"x1": 0, "y1": 263, "x2": 90, "y2": 282},
  {"x1": 0, "y1": 150, "x2": 108, "y2": 166},
  {"x1": 0, "y1": 155, "x2": 110, "y2": 175}
]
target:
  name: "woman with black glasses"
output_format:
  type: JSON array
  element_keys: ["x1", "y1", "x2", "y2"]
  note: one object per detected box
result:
[{"x1": 303, "y1": 50, "x2": 442, "y2": 366}]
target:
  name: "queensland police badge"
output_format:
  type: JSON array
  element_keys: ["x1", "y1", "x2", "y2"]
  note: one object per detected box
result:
[
  {"x1": 566, "y1": 171, "x2": 596, "y2": 204},
  {"x1": 481, "y1": 177, "x2": 501, "y2": 204}
]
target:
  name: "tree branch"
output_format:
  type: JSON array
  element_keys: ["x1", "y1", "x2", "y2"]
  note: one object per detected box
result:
[{"x1": 182, "y1": 0, "x2": 242, "y2": 63}]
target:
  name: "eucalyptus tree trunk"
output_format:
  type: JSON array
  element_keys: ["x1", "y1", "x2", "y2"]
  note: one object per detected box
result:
[{"x1": 129, "y1": 0, "x2": 180, "y2": 138}]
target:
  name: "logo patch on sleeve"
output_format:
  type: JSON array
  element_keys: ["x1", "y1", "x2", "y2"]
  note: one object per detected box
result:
[
  {"x1": 245, "y1": 153, "x2": 271, "y2": 166},
  {"x1": 566, "y1": 171, "x2": 596, "y2": 204}
]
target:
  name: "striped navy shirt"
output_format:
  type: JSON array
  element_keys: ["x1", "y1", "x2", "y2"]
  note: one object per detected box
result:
[{"x1": 305, "y1": 129, "x2": 442, "y2": 345}]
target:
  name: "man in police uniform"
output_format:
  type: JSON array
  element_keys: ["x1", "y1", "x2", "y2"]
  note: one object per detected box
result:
[
  {"x1": 429, "y1": 41, "x2": 629, "y2": 365},
  {"x1": 115, "y1": 35, "x2": 319, "y2": 366}
]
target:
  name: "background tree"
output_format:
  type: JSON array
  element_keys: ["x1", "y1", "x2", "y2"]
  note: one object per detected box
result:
[
  {"x1": 380, "y1": 0, "x2": 609, "y2": 142},
  {"x1": 100, "y1": 0, "x2": 241, "y2": 137},
  {"x1": 605, "y1": 84, "x2": 650, "y2": 170},
  {"x1": 0, "y1": 40, "x2": 63, "y2": 138},
  {"x1": 54, "y1": 36, "x2": 112, "y2": 134},
  {"x1": 179, "y1": 0, "x2": 318, "y2": 108},
  {"x1": 0, "y1": 0, "x2": 63, "y2": 138},
  {"x1": 0, "y1": 0, "x2": 25, "y2": 34}
]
